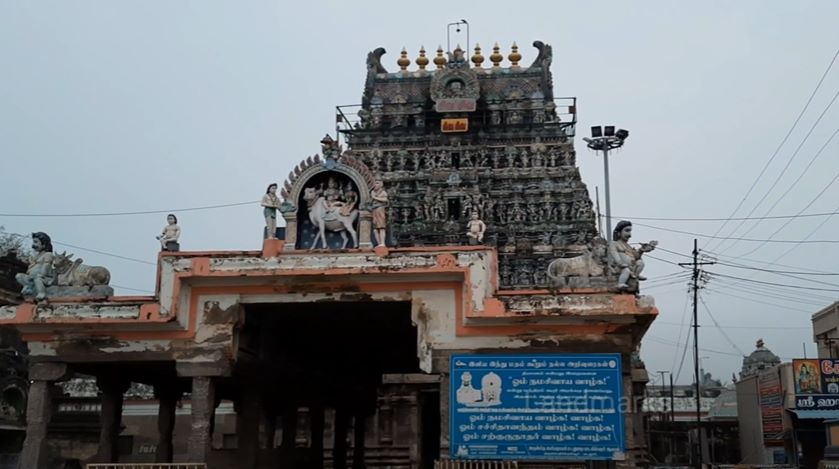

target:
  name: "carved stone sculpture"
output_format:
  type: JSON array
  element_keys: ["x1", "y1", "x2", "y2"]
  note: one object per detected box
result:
[
  {"x1": 262, "y1": 183, "x2": 281, "y2": 239},
  {"x1": 465, "y1": 213, "x2": 486, "y2": 244},
  {"x1": 304, "y1": 183, "x2": 359, "y2": 249},
  {"x1": 15, "y1": 232, "x2": 55, "y2": 302},
  {"x1": 16, "y1": 232, "x2": 113, "y2": 301},
  {"x1": 54, "y1": 252, "x2": 111, "y2": 287},
  {"x1": 545, "y1": 239, "x2": 607, "y2": 289},
  {"x1": 156, "y1": 214, "x2": 181, "y2": 251},
  {"x1": 608, "y1": 220, "x2": 657, "y2": 290},
  {"x1": 370, "y1": 179, "x2": 389, "y2": 247}
]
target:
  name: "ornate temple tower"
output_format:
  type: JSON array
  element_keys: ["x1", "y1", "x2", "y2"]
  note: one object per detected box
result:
[{"x1": 340, "y1": 42, "x2": 596, "y2": 290}]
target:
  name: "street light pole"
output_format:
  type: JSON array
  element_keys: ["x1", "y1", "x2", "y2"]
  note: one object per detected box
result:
[
  {"x1": 583, "y1": 126, "x2": 628, "y2": 241},
  {"x1": 603, "y1": 146, "x2": 612, "y2": 241}
]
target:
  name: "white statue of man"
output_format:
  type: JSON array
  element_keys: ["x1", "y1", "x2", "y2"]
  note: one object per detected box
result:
[
  {"x1": 608, "y1": 220, "x2": 657, "y2": 289},
  {"x1": 262, "y1": 183, "x2": 280, "y2": 239},
  {"x1": 466, "y1": 213, "x2": 486, "y2": 243},
  {"x1": 15, "y1": 232, "x2": 55, "y2": 302},
  {"x1": 370, "y1": 180, "x2": 388, "y2": 247},
  {"x1": 156, "y1": 214, "x2": 181, "y2": 251}
]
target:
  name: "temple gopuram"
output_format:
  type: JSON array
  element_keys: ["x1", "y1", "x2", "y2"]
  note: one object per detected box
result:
[{"x1": 0, "y1": 40, "x2": 657, "y2": 469}]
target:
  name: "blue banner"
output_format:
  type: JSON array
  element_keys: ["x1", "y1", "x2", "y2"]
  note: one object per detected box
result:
[{"x1": 450, "y1": 354, "x2": 625, "y2": 461}]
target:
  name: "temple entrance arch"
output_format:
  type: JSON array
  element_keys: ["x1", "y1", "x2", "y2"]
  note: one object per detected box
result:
[{"x1": 279, "y1": 137, "x2": 378, "y2": 250}]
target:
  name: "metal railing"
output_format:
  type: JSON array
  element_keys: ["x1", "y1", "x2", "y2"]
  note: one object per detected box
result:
[
  {"x1": 435, "y1": 461, "x2": 518, "y2": 469},
  {"x1": 86, "y1": 464, "x2": 206, "y2": 469}
]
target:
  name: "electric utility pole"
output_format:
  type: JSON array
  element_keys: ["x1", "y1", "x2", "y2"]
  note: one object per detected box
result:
[{"x1": 678, "y1": 239, "x2": 714, "y2": 469}]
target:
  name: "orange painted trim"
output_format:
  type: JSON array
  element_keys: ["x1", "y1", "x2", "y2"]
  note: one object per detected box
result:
[{"x1": 13, "y1": 246, "x2": 658, "y2": 342}]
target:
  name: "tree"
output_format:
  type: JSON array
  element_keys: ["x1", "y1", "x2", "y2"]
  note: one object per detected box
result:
[{"x1": 0, "y1": 227, "x2": 29, "y2": 260}]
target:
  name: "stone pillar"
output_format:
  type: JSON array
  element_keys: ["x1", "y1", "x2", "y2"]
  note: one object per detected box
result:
[
  {"x1": 333, "y1": 406, "x2": 349, "y2": 469},
  {"x1": 352, "y1": 411, "x2": 367, "y2": 469},
  {"x1": 282, "y1": 212, "x2": 298, "y2": 251},
  {"x1": 18, "y1": 363, "x2": 68, "y2": 469},
  {"x1": 263, "y1": 414, "x2": 277, "y2": 449},
  {"x1": 438, "y1": 369, "x2": 450, "y2": 458},
  {"x1": 154, "y1": 385, "x2": 181, "y2": 463},
  {"x1": 95, "y1": 376, "x2": 130, "y2": 463},
  {"x1": 310, "y1": 406, "x2": 325, "y2": 469},
  {"x1": 358, "y1": 211, "x2": 373, "y2": 248},
  {"x1": 281, "y1": 405, "x2": 298, "y2": 466},
  {"x1": 238, "y1": 386, "x2": 261, "y2": 468},
  {"x1": 187, "y1": 376, "x2": 216, "y2": 462}
]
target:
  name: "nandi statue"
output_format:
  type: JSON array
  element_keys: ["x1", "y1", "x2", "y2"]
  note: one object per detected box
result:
[{"x1": 303, "y1": 186, "x2": 359, "y2": 249}]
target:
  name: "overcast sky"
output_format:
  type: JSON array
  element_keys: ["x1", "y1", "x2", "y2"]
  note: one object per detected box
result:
[{"x1": 2, "y1": 1, "x2": 838, "y2": 384}]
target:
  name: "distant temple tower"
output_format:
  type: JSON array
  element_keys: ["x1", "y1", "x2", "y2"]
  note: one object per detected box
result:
[{"x1": 741, "y1": 339, "x2": 781, "y2": 379}]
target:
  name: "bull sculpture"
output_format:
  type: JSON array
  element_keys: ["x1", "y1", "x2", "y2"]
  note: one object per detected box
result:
[
  {"x1": 53, "y1": 252, "x2": 111, "y2": 287},
  {"x1": 545, "y1": 240, "x2": 607, "y2": 289}
]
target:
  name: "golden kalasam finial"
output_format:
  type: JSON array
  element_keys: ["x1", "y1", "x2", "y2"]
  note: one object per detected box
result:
[
  {"x1": 398, "y1": 47, "x2": 411, "y2": 71},
  {"x1": 434, "y1": 45, "x2": 447, "y2": 69},
  {"x1": 490, "y1": 42, "x2": 503, "y2": 68},
  {"x1": 416, "y1": 46, "x2": 429, "y2": 70},
  {"x1": 471, "y1": 43, "x2": 484, "y2": 68},
  {"x1": 508, "y1": 42, "x2": 522, "y2": 67}
]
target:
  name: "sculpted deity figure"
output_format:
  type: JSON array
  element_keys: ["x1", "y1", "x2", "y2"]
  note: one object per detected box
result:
[
  {"x1": 466, "y1": 213, "x2": 486, "y2": 243},
  {"x1": 341, "y1": 182, "x2": 358, "y2": 217},
  {"x1": 608, "y1": 220, "x2": 658, "y2": 289},
  {"x1": 16, "y1": 232, "x2": 55, "y2": 302},
  {"x1": 370, "y1": 179, "x2": 389, "y2": 247},
  {"x1": 156, "y1": 214, "x2": 181, "y2": 251},
  {"x1": 262, "y1": 183, "x2": 281, "y2": 239},
  {"x1": 321, "y1": 177, "x2": 347, "y2": 220}
]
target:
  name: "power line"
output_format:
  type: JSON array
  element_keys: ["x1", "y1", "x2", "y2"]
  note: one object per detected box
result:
[
  {"x1": 655, "y1": 320, "x2": 810, "y2": 330},
  {"x1": 4, "y1": 231, "x2": 156, "y2": 266},
  {"x1": 702, "y1": 47, "x2": 839, "y2": 252},
  {"x1": 711, "y1": 282, "x2": 831, "y2": 306},
  {"x1": 705, "y1": 288, "x2": 820, "y2": 314},
  {"x1": 0, "y1": 201, "x2": 258, "y2": 218},
  {"x1": 708, "y1": 271, "x2": 839, "y2": 292},
  {"x1": 699, "y1": 296, "x2": 747, "y2": 356},
  {"x1": 632, "y1": 220, "x2": 839, "y2": 244},
  {"x1": 711, "y1": 259, "x2": 839, "y2": 276},
  {"x1": 612, "y1": 209, "x2": 839, "y2": 223},
  {"x1": 713, "y1": 88, "x2": 839, "y2": 255},
  {"x1": 728, "y1": 157, "x2": 839, "y2": 260},
  {"x1": 726, "y1": 126, "x2": 839, "y2": 247},
  {"x1": 703, "y1": 248, "x2": 834, "y2": 274}
]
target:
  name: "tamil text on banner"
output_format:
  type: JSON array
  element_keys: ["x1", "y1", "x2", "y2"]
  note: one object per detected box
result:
[{"x1": 450, "y1": 354, "x2": 625, "y2": 461}]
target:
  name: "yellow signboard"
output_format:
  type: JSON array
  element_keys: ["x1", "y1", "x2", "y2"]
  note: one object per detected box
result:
[{"x1": 441, "y1": 118, "x2": 469, "y2": 133}]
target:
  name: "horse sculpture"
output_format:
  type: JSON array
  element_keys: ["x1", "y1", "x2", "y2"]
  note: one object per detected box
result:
[{"x1": 303, "y1": 187, "x2": 359, "y2": 249}]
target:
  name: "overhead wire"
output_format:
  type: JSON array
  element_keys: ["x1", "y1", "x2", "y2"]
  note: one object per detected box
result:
[
  {"x1": 699, "y1": 296, "x2": 747, "y2": 356},
  {"x1": 611, "y1": 210, "x2": 839, "y2": 222},
  {"x1": 705, "y1": 288, "x2": 821, "y2": 314},
  {"x1": 0, "y1": 201, "x2": 258, "y2": 218},
  {"x1": 722, "y1": 126, "x2": 839, "y2": 250},
  {"x1": 702, "y1": 47, "x2": 839, "y2": 252},
  {"x1": 712, "y1": 88, "x2": 839, "y2": 254},
  {"x1": 707, "y1": 271, "x2": 839, "y2": 293},
  {"x1": 631, "y1": 220, "x2": 839, "y2": 244}
]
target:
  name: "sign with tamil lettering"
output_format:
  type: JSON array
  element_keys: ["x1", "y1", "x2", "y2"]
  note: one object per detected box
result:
[
  {"x1": 441, "y1": 118, "x2": 469, "y2": 133},
  {"x1": 758, "y1": 368, "x2": 784, "y2": 445},
  {"x1": 793, "y1": 359, "x2": 839, "y2": 410},
  {"x1": 450, "y1": 354, "x2": 625, "y2": 461}
]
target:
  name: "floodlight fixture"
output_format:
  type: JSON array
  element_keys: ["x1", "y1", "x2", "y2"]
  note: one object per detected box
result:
[
  {"x1": 590, "y1": 126, "x2": 603, "y2": 138},
  {"x1": 604, "y1": 126, "x2": 615, "y2": 137}
]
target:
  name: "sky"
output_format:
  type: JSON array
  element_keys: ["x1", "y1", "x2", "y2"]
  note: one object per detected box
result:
[{"x1": 1, "y1": 1, "x2": 838, "y2": 384}]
